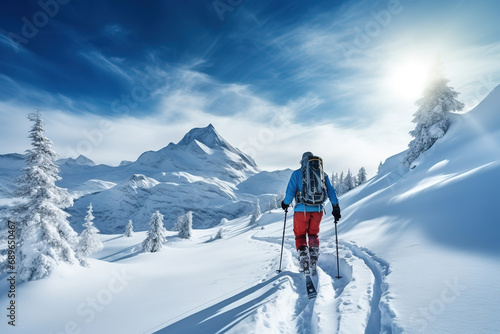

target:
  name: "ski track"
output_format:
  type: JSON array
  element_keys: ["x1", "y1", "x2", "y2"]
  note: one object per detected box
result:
[{"x1": 252, "y1": 234, "x2": 400, "y2": 334}]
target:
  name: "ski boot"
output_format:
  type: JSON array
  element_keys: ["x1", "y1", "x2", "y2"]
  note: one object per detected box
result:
[
  {"x1": 309, "y1": 246, "x2": 319, "y2": 276},
  {"x1": 297, "y1": 246, "x2": 310, "y2": 273}
]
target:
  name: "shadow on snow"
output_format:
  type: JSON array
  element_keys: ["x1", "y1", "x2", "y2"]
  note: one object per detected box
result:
[{"x1": 154, "y1": 274, "x2": 288, "y2": 334}]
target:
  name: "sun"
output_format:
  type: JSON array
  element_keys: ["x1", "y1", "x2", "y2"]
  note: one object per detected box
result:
[{"x1": 386, "y1": 59, "x2": 431, "y2": 101}]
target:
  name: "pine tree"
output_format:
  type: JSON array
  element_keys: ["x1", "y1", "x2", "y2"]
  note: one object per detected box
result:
[
  {"x1": 339, "y1": 171, "x2": 347, "y2": 195},
  {"x1": 403, "y1": 62, "x2": 464, "y2": 167},
  {"x1": 142, "y1": 211, "x2": 167, "y2": 252},
  {"x1": 77, "y1": 203, "x2": 103, "y2": 256},
  {"x1": 335, "y1": 172, "x2": 346, "y2": 196},
  {"x1": 275, "y1": 192, "x2": 285, "y2": 209},
  {"x1": 343, "y1": 170, "x2": 355, "y2": 192},
  {"x1": 267, "y1": 195, "x2": 277, "y2": 212},
  {"x1": 378, "y1": 161, "x2": 383, "y2": 172},
  {"x1": 214, "y1": 228, "x2": 223, "y2": 240},
  {"x1": 357, "y1": 167, "x2": 367, "y2": 185},
  {"x1": 249, "y1": 199, "x2": 261, "y2": 225},
  {"x1": 178, "y1": 211, "x2": 193, "y2": 239},
  {"x1": 123, "y1": 220, "x2": 134, "y2": 237},
  {"x1": 13, "y1": 112, "x2": 81, "y2": 281}
]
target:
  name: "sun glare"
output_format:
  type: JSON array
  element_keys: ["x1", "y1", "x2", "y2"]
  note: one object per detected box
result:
[{"x1": 387, "y1": 59, "x2": 431, "y2": 101}]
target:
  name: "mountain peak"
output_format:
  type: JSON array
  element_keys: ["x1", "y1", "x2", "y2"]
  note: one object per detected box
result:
[
  {"x1": 177, "y1": 124, "x2": 229, "y2": 150},
  {"x1": 57, "y1": 155, "x2": 95, "y2": 166}
]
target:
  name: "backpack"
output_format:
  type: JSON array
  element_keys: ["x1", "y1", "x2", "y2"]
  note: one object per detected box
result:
[{"x1": 296, "y1": 155, "x2": 327, "y2": 205}]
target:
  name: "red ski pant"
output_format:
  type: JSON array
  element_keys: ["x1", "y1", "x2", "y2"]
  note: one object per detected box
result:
[{"x1": 293, "y1": 212, "x2": 323, "y2": 250}]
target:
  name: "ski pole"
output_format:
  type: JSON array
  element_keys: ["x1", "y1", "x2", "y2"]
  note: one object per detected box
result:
[
  {"x1": 334, "y1": 218, "x2": 342, "y2": 279},
  {"x1": 277, "y1": 208, "x2": 288, "y2": 273}
]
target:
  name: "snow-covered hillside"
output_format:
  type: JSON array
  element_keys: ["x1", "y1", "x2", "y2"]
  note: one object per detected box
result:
[{"x1": 334, "y1": 84, "x2": 500, "y2": 333}]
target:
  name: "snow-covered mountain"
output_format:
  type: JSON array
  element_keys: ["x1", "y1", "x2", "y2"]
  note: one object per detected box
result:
[
  {"x1": 57, "y1": 155, "x2": 96, "y2": 167},
  {"x1": 0, "y1": 124, "x2": 290, "y2": 233},
  {"x1": 0, "y1": 153, "x2": 24, "y2": 198},
  {"x1": 130, "y1": 124, "x2": 258, "y2": 182},
  {"x1": 66, "y1": 124, "x2": 266, "y2": 233}
]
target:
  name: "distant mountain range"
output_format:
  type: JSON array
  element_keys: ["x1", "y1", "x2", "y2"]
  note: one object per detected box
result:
[{"x1": 0, "y1": 124, "x2": 292, "y2": 233}]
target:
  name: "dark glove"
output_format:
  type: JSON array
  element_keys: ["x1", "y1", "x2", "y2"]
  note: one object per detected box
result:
[
  {"x1": 281, "y1": 200, "x2": 289, "y2": 211},
  {"x1": 332, "y1": 203, "x2": 341, "y2": 222}
]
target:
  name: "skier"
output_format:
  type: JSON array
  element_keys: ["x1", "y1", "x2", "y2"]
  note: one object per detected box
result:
[{"x1": 281, "y1": 152, "x2": 341, "y2": 274}]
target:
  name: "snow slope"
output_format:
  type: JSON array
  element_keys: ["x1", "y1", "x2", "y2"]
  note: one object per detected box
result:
[{"x1": 333, "y1": 84, "x2": 500, "y2": 333}]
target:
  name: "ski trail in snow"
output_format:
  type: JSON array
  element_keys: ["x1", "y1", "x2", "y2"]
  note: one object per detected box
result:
[
  {"x1": 318, "y1": 245, "x2": 373, "y2": 334},
  {"x1": 338, "y1": 241, "x2": 401, "y2": 334},
  {"x1": 251, "y1": 231, "x2": 400, "y2": 333}
]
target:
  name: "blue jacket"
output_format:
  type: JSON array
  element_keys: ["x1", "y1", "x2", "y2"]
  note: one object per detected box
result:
[{"x1": 283, "y1": 169, "x2": 339, "y2": 212}]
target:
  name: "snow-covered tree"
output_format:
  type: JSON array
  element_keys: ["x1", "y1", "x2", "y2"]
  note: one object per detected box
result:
[
  {"x1": 177, "y1": 211, "x2": 193, "y2": 239},
  {"x1": 172, "y1": 213, "x2": 184, "y2": 232},
  {"x1": 215, "y1": 228, "x2": 223, "y2": 239},
  {"x1": 357, "y1": 167, "x2": 367, "y2": 185},
  {"x1": 267, "y1": 195, "x2": 278, "y2": 211},
  {"x1": 220, "y1": 217, "x2": 228, "y2": 225},
  {"x1": 142, "y1": 211, "x2": 167, "y2": 252},
  {"x1": 275, "y1": 192, "x2": 285, "y2": 208},
  {"x1": 336, "y1": 171, "x2": 348, "y2": 195},
  {"x1": 403, "y1": 63, "x2": 464, "y2": 167},
  {"x1": 343, "y1": 170, "x2": 355, "y2": 192},
  {"x1": 12, "y1": 112, "x2": 81, "y2": 281},
  {"x1": 123, "y1": 220, "x2": 134, "y2": 237},
  {"x1": 212, "y1": 228, "x2": 224, "y2": 241},
  {"x1": 77, "y1": 203, "x2": 103, "y2": 256},
  {"x1": 332, "y1": 172, "x2": 343, "y2": 196},
  {"x1": 249, "y1": 199, "x2": 261, "y2": 226}
]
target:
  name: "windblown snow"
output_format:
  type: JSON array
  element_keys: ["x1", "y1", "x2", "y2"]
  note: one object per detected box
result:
[{"x1": 1, "y1": 86, "x2": 500, "y2": 333}]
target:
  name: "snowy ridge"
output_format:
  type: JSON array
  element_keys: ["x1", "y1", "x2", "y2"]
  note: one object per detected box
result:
[{"x1": 57, "y1": 155, "x2": 96, "y2": 166}]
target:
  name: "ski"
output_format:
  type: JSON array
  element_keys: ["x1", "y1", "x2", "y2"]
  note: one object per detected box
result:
[
  {"x1": 304, "y1": 270, "x2": 317, "y2": 299},
  {"x1": 298, "y1": 246, "x2": 317, "y2": 299}
]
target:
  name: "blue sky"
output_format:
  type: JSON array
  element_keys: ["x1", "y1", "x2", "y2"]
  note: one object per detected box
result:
[{"x1": 1, "y1": 0, "x2": 500, "y2": 175}]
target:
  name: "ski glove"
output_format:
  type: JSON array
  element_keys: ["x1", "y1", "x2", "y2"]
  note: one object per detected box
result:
[
  {"x1": 281, "y1": 201, "x2": 289, "y2": 211},
  {"x1": 332, "y1": 204, "x2": 341, "y2": 221}
]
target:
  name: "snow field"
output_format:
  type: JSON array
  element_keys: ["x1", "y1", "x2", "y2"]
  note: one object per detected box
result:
[{"x1": 1, "y1": 208, "x2": 401, "y2": 334}]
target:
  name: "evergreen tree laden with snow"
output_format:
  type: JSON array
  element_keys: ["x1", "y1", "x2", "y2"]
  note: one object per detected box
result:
[
  {"x1": 13, "y1": 112, "x2": 80, "y2": 281},
  {"x1": 177, "y1": 211, "x2": 193, "y2": 239},
  {"x1": 357, "y1": 167, "x2": 367, "y2": 185},
  {"x1": 275, "y1": 192, "x2": 285, "y2": 209},
  {"x1": 403, "y1": 64, "x2": 464, "y2": 167},
  {"x1": 336, "y1": 171, "x2": 347, "y2": 196},
  {"x1": 215, "y1": 228, "x2": 223, "y2": 239},
  {"x1": 267, "y1": 195, "x2": 278, "y2": 211},
  {"x1": 211, "y1": 228, "x2": 223, "y2": 241},
  {"x1": 249, "y1": 199, "x2": 261, "y2": 226},
  {"x1": 142, "y1": 211, "x2": 167, "y2": 252},
  {"x1": 123, "y1": 220, "x2": 134, "y2": 237},
  {"x1": 77, "y1": 203, "x2": 103, "y2": 256},
  {"x1": 343, "y1": 170, "x2": 355, "y2": 192},
  {"x1": 332, "y1": 168, "x2": 367, "y2": 195}
]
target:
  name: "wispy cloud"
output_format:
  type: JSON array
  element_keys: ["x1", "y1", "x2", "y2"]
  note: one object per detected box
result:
[{"x1": 79, "y1": 50, "x2": 133, "y2": 83}]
